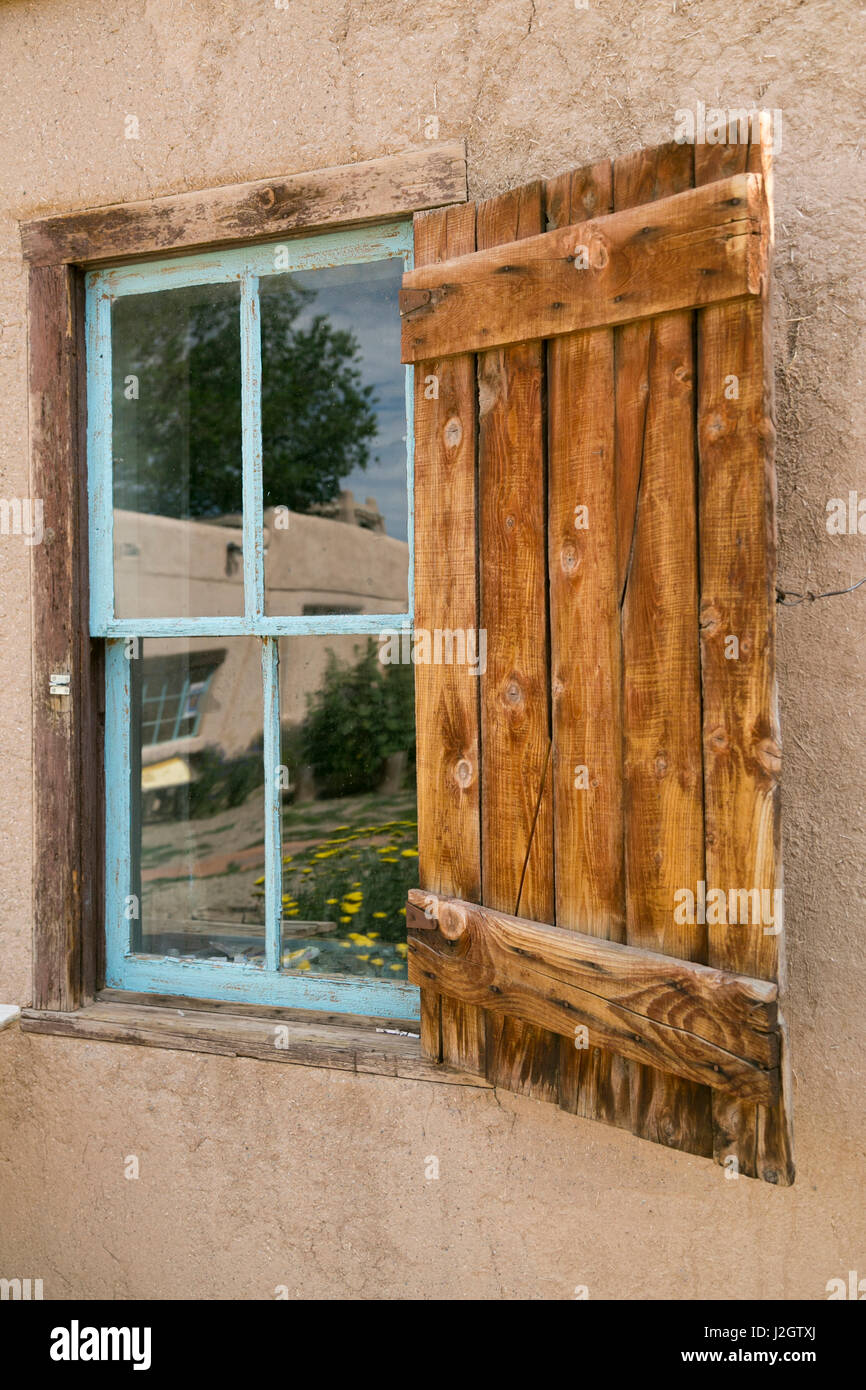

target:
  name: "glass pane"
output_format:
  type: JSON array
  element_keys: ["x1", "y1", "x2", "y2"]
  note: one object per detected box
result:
[
  {"x1": 261, "y1": 258, "x2": 409, "y2": 616},
  {"x1": 112, "y1": 281, "x2": 245, "y2": 619},
  {"x1": 276, "y1": 635, "x2": 416, "y2": 979},
  {"x1": 130, "y1": 637, "x2": 267, "y2": 962}
]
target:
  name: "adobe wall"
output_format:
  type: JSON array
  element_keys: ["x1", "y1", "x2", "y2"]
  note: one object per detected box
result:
[{"x1": 0, "y1": 0, "x2": 863, "y2": 1298}]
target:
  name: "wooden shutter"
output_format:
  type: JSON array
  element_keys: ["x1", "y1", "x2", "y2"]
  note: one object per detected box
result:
[{"x1": 404, "y1": 121, "x2": 793, "y2": 1185}]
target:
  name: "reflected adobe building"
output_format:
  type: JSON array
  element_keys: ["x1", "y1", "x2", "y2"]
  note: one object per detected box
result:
[{"x1": 114, "y1": 495, "x2": 409, "y2": 779}]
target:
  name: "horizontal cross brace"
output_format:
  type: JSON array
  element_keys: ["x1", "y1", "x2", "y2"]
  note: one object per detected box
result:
[
  {"x1": 400, "y1": 173, "x2": 767, "y2": 361},
  {"x1": 407, "y1": 889, "x2": 781, "y2": 1104}
]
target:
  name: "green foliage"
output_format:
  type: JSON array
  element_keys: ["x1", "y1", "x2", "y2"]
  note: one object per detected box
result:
[
  {"x1": 112, "y1": 278, "x2": 379, "y2": 519},
  {"x1": 186, "y1": 742, "x2": 265, "y2": 819},
  {"x1": 301, "y1": 640, "x2": 415, "y2": 797}
]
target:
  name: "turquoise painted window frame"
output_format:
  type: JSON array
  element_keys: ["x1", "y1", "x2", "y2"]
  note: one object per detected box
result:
[{"x1": 88, "y1": 220, "x2": 420, "y2": 1021}]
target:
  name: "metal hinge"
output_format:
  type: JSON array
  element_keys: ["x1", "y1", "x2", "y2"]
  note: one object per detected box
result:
[{"x1": 49, "y1": 672, "x2": 71, "y2": 697}]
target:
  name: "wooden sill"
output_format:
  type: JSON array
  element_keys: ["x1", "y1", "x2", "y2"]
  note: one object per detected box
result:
[{"x1": 19, "y1": 990, "x2": 490, "y2": 1088}]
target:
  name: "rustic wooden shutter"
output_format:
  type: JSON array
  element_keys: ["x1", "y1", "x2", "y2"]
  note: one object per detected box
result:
[{"x1": 404, "y1": 121, "x2": 793, "y2": 1185}]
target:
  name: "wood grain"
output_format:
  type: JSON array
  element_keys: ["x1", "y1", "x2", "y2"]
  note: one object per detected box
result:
[
  {"x1": 21, "y1": 1000, "x2": 491, "y2": 1088},
  {"x1": 407, "y1": 891, "x2": 780, "y2": 1100},
  {"x1": 477, "y1": 180, "x2": 559, "y2": 1101},
  {"x1": 412, "y1": 201, "x2": 485, "y2": 1072},
  {"x1": 21, "y1": 142, "x2": 468, "y2": 266},
  {"x1": 401, "y1": 174, "x2": 765, "y2": 361},
  {"x1": 544, "y1": 160, "x2": 632, "y2": 1130},
  {"x1": 28, "y1": 263, "x2": 103, "y2": 1010},
  {"x1": 614, "y1": 141, "x2": 714, "y2": 1158},
  {"x1": 695, "y1": 120, "x2": 794, "y2": 1183}
]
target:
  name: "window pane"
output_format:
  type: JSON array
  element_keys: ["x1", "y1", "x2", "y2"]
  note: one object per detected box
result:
[
  {"x1": 261, "y1": 259, "x2": 409, "y2": 616},
  {"x1": 112, "y1": 281, "x2": 245, "y2": 619},
  {"x1": 277, "y1": 635, "x2": 416, "y2": 980},
  {"x1": 130, "y1": 637, "x2": 267, "y2": 961}
]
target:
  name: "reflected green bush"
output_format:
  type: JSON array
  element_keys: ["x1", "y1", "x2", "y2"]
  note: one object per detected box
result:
[
  {"x1": 186, "y1": 742, "x2": 265, "y2": 818},
  {"x1": 301, "y1": 639, "x2": 415, "y2": 797}
]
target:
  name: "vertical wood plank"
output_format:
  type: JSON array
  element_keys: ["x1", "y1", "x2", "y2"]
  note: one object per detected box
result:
[
  {"x1": 29, "y1": 263, "x2": 103, "y2": 1009},
  {"x1": 545, "y1": 160, "x2": 631, "y2": 1129},
  {"x1": 477, "y1": 181, "x2": 558, "y2": 1102},
  {"x1": 696, "y1": 122, "x2": 794, "y2": 1183},
  {"x1": 614, "y1": 143, "x2": 714, "y2": 1156},
  {"x1": 413, "y1": 203, "x2": 485, "y2": 1070}
]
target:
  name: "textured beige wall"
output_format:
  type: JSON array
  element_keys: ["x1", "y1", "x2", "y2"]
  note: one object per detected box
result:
[{"x1": 1, "y1": 0, "x2": 864, "y2": 1299}]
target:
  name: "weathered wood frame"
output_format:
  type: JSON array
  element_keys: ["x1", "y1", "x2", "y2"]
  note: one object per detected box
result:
[{"x1": 23, "y1": 143, "x2": 468, "y2": 1015}]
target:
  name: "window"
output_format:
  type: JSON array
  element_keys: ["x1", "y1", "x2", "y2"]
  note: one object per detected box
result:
[
  {"x1": 140, "y1": 651, "x2": 220, "y2": 745},
  {"x1": 87, "y1": 222, "x2": 420, "y2": 1019},
  {"x1": 23, "y1": 136, "x2": 791, "y2": 1181}
]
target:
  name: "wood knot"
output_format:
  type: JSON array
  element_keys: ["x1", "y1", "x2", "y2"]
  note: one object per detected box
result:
[
  {"x1": 756, "y1": 737, "x2": 782, "y2": 776},
  {"x1": 587, "y1": 234, "x2": 609, "y2": 269},
  {"x1": 454, "y1": 757, "x2": 473, "y2": 789},
  {"x1": 561, "y1": 542, "x2": 578, "y2": 574},
  {"x1": 259, "y1": 187, "x2": 276, "y2": 209},
  {"x1": 700, "y1": 604, "x2": 722, "y2": 635},
  {"x1": 504, "y1": 679, "x2": 523, "y2": 707},
  {"x1": 443, "y1": 416, "x2": 462, "y2": 449}
]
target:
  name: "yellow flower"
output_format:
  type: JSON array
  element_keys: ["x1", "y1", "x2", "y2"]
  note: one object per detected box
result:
[
  {"x1": 401, "y1": 849, "x2": 418, "y2": 858},
  {"x1": 287, "y1": 908, "x2": 299, "y2": 917},
  {"x1": 338, "y1": 941, "x2": 352, "y2": 948},
  {"x1": 344, "y1": 891, "x2": 363, "y2": 903},
  {"x1": 370, "y1": 957, "x2": 384, "y2": 966},
  {"x1": 349, "y1": 933, "x2": 374, "y2": 947},
  {"x1": 254, "y1": 875, "x2": 265, "y2": 886},
  {"x1": 367, "y1": 931, "x2": 379, "y2": 939},
  {"x1": 357, "y1": 953, "x2": 370, "y2": 961},
  {"x1": 381, "y1": 858, "x2": 398, "y2": 865},
  {"x1": 399, "y1": 907, "x2": 406, "y2": 916},
  {"x1": 326, "y1": 898, "x2": 339, "y2": 906},
  {"x1": 341, "y1": 903, "x2": 361, "y2": 916},
  {"x1": 281, "y1": 856, "x2": 293, "y2": 864},
  {"x1": 372, "y1": 912, "x2": 387, "y2": 919},
  {"x1": 389, "y1": 963, "x2": 404, "y2": 971},
  {"x1": 340, "y1": 916, "x2": 351, "y2": 925},
  {"x1": 395, "y1": 943, "x2": 408, "y2": 956},
  {"x1": 351, "y1": 881, "x2": 362, "y2": 888}
]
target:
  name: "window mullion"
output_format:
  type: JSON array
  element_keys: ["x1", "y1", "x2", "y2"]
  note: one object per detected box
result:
[
  {"x1": 241, "y1": 270, "x2": 264, "y2": 621},
  {"x1": 262, "y1": 636, "x2": 282, "y2": 972}
]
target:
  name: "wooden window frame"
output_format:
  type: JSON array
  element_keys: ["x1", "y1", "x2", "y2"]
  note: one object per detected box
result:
[{"x1": 22, "y1": 143, "x2": 467, "y2": 1021}]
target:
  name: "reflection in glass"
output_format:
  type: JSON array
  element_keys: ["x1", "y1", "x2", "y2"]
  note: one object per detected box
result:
[
  {"x1": 112, "y1": 281, "x2": 244, "y2": 618},
  {"x1": 261, "y1": 259, "x2": 409, "y2": 616},
  {"x1": 276, "y1": 636, "x2": 416, "y2": 979},
  {"x1": 131, "y1": 637, "x2": 266, "y2": 961}
]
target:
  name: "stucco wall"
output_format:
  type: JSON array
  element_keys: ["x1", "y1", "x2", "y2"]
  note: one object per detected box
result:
[{"x1": 1, "y1": 0, "x2": 864, "y2": 1299}]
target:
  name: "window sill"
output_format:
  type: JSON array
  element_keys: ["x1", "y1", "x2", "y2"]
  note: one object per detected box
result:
[{"x1": 19, "y1": 991, "x2": 491, "y2": 1088}]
